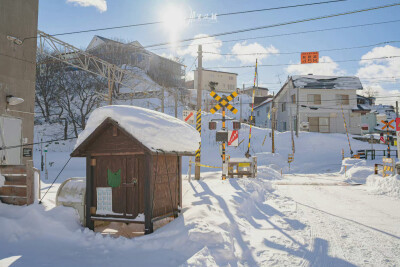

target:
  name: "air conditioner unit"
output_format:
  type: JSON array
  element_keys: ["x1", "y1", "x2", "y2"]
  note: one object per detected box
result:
[{"x1": 300, "y1": 121, "x2": 309, "y2": 131}]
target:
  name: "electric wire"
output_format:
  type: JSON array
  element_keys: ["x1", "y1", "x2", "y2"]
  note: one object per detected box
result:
[
  {"x1": 203, "y1": 40, "x2": 400, "y2": 56},
  {"x1": 150, "y1": 19, "x2": 400, "y2": 51},
  {"x1": 207, "y1": 55, "x2": 400, "y2": 69},
  {"x1": 22, "y1": 0, "x2": 348, "y2": 41},
  {"x1": 144, "y1": 3, "x2": 400, "y2": 48}
]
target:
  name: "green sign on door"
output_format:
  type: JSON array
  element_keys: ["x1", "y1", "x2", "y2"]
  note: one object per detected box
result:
[{"x1": 107, "y1": 169, "x2": 121, "y2": 188}]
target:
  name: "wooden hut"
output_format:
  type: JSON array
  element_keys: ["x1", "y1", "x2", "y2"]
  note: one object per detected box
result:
[{"x1": 71, "y1": 106, "x2": 199, "y2": 234}]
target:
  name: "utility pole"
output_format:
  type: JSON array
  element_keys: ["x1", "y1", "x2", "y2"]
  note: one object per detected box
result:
[
  {"x1": 396, "y1": 101, "x2": 399, "y2": 118},
  {"x1": 240, "y1": 84, "x2": 244, "y2": 122},
  {"x1": 272, "y1": 102, "x2": 276, "y2": 153},
  {"x1": 174, "y1": 89, "x2": 178, "y2": 118},
  {"x1": 296, "y1": 84, "x2": 299, "y2": 137},
  {"x1": 161, "y1": 87, "x2": 165, "y2": 113},
  {"x1": 195, "y1": 45, "x2": 203, "y2": 180},
  {"x1": 222, "y1": 106, "x2": 227, "y2": 180}
]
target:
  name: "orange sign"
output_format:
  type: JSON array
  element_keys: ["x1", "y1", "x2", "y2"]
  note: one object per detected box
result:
[
  {"x1": 301, "y1": 52, "x2": 319, "y2": 64},
  {"x1": 381, "y1": 119, "x2": 395, "y2": 130}
]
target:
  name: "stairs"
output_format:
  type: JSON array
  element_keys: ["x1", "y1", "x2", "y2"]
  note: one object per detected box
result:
[{"x1": 0, "y1": 163, "x2": 35, "y2": 205}]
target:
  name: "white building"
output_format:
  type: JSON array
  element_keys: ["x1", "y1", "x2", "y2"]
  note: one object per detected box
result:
[
  {"x1": 274, "y1": 75, "x2": 364, "y2": 134},
  {"x1": 194, "y1": 69, "x2": 237, "y2": 93}
]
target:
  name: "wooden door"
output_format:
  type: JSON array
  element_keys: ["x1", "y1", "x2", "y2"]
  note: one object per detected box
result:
[
  {"x1": 308, "y1": 117, "x2": 319, "y2": 132},
  {"x1": 94, "y1": 156, "x2": 140, "y2": 217}
]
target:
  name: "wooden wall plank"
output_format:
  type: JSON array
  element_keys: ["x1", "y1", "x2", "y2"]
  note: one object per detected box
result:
[{"x1": 0, "y1": 186, "x2": 27, "y2": 197}]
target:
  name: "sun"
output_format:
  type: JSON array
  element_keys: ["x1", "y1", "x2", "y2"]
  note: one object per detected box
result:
[{"x1": 160, "y1": 4, "x2": 187, "y2": 45}]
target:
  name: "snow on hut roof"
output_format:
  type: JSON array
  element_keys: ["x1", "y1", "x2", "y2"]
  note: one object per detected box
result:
[
  {"x1": 292, "y1": 75, "x2": 363, "y2": 90},
  {"x1": 74, "y1": 105, "x2": 200, "y2": 154}
]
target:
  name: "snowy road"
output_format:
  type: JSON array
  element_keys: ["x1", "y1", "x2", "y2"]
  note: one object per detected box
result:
[{"x1": 275, "y1": 173, "x2": 400, "y2": 266}]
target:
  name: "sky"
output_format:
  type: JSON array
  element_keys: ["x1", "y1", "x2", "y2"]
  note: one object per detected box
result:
[{"x1": 38, "y1": 0, "x2": 400, "y2": 103}]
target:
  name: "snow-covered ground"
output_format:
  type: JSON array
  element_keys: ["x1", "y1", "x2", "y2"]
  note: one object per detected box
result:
[{"x1": 2, "y1": 102, "x2": 400, "y2": 266}]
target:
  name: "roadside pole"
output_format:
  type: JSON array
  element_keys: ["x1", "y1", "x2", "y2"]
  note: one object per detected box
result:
[
  {"x1": 161, "y1": 87, "x2": 165, "y2": 113},
  {"x1": 222, "y1": 106, "x2": 226, "y2": 180},
  {"x1": 195, "y1": 45, "x2": 203, "y2": 180},
  {"x1": 272, "y1": 102, "x2": 276, "y2": 153},
  {"x1": 296, "y1": 84, "x2": 299, "y2": 137},
  {"x1": 240, "y1": 84, "x2": 244, "y2": 122},
  {"x1": 386, "y1": 120, "x2": 391, "y2": 158}
]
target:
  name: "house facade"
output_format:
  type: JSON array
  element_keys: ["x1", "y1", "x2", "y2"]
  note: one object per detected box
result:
[
  {"x1": 194, "y1": 69, "x2": 237, "y2": 93},
  {"x1": 254, "y1": 99, "x2": 273, "y2": 128},
  {"x1": 274, "y1": 75, "x2": 363, "y2": 134}
]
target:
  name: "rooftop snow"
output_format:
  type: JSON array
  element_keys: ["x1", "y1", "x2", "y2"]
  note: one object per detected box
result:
[
  {"x1": 292, "y1": 75, "x2": 363, "y2": 90},
  {"x1": 74, "y1": 105, "x2": 200, "y2": 154}
]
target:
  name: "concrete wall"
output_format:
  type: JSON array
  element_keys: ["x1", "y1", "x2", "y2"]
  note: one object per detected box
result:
[
  {"x1": 0, "y1": 0, "x2": 39, "y2": 165},
  {"x1": 194, "y1": 70, "x2": 237, "y2": 93}
]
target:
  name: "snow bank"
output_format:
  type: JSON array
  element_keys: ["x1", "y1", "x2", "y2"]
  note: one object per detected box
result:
[
  {"x1": 340, "y1": 158, "x2": 374, "y2": 184},
  {"x1": 75, "y1": 105, "x2": 200, "y2": 154},
  {"x1": 366, "y1": 174, "x2": 400, "y2": 199}
]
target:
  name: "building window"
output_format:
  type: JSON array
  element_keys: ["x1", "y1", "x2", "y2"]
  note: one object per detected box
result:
[
  {"x1": 257, "y1": 110, "x2": 260, "y2": 116},
  {"x1": 291, "y1": 94, "x2": 296, "y2": 104},
  {"x1": 282, "y1": 102, "x2": 286, "y2": 112},
  {"x1": 308, "y1": 117, "x2": 329, "y2": 133},
  {"x1": 283, "y1": 122, "x2": 287, "y2": 131},
  {"x1": 307, "y1": 94, "x2": 321, "y2": 105},
  {"x1": 229, "y1": 76, "x2": 233, "y2": 80},
  {"x1": 336, "y1": 94, "x2": 349, "y2": 105},
  {"x1": 266, "y1": 106, "x2": 270, "y2": 113}
]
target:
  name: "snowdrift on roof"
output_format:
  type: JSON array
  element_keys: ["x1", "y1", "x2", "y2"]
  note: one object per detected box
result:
[
  {"x1": 292, "y1": 75, "x2": 363, "y2": 90},
  {"x1": 74, "y1": 105, "x2": 200, "y2": 154}
]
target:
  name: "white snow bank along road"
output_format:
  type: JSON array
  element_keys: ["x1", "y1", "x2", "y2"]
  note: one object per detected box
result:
[
  {"x1": 0, "y1": 176, "x2": 353, "y2": 267},
  {"x1": 75, "y1": 105, "x2": 200, "y2": 153}
]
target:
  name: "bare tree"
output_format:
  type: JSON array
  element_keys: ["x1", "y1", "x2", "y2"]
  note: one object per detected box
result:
[
  {"x1": 56, "y1": 70, "x2": 106, "y2": 137},
  {"x1": 35, "y1": 52, "x2": 64, "y2": 122},
  {"x1": 363, "y1": 86, "x2": 378, "y2": 98}
]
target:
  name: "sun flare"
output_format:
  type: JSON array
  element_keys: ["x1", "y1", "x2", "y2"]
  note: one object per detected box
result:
[{"x1": 160, "y1": 4, "x2": 187, "y2": 45}]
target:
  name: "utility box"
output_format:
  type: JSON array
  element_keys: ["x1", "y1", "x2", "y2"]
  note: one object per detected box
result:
[{"x1": 228, "y1": 157, "x2": 257, "y2": 178}]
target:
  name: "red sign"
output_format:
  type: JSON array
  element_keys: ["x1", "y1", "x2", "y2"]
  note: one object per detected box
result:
[
  {"x1": 301, "y1": 52, "x2": 319, "y2": 64},
  {"x1": 228, "y1": 130, "x2": 238, "y2": 146},
  {"x1": 396, "y1": 118, "x2": 400, "y2": 131},
  {"x1": 380, "y1": 136, "x2": 385, "y2": 144},
  {"x1": 184, "y1": 112, "x2": 194, "y2": 122}
]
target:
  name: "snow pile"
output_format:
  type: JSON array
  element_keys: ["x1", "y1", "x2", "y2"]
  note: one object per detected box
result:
[
  {"x1": 75, "y1": 105, "x2": 200, "y2": 154},
  {"x1": 0, "y1": 177, "x2": 311, "y2": 266},
  {"x1": 340, "y1": 158, "x2": 374, "y2": 184},
  {"x1": 366, "y1": 174, "x2": 400, "y2": 199}
]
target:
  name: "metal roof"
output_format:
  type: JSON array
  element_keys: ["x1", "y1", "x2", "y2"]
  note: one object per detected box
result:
[{"x1": 292, "y1": 75, "x2": 363, "y2": 90}]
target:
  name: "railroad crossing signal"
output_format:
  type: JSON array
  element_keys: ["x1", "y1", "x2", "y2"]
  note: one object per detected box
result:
[
  {"x1": 209, "y1": 91, "x2": 238, "y2": 114},
  {"x1": 381, "y1": 119, "x2": 395, "y2": 130}
]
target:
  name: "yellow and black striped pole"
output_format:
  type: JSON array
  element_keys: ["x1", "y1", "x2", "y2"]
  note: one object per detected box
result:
[
  {"x1": 341, "y1": 104, "x2": 353, "y2": 156},
  {"x1": 246, "y1": 59, "x2": 257, "y2": 158},
  {"x1": 222, "y1": 107, "x2": 226, "y2": 180},
  {"x1": 195, "y1": 109, "x2": 201, "y2": 177}
]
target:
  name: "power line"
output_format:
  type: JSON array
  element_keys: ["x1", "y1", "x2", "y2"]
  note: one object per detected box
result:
[
  {"x1": 207, "y1": 55, "x2": 400, "y2": 69},
  {"x1": 203, "y1": 40, "x2": 400, "y2": 56},
  {"x1": 144, "y1": 3, "x2": 400, "y2": 48},
  {"x1": 236, "y1": 94, "x2": 400, "y2": 106},
  {"x1": 150, "y1": 19, "x2": 400, "y2": 51},
  {"x1": 24, "y1": 0, "x2": 347, "y2": 41}
]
